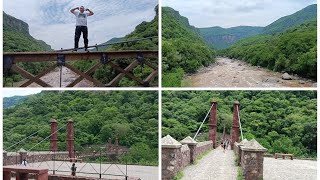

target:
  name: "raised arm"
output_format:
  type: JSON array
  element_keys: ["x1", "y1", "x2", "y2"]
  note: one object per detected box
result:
[
  {"x1": 86, "y1": 8, "x2": 94, "y2": 16},
  {"x1": 70, "y1": 7, "x2": 79, "y2": 14}
]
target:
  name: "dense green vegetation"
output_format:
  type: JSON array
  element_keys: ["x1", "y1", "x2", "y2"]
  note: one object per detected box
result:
[
  {"x1": 199, "y1": 26, "x2": 263, "y2": 49},
  {"x1": 162, "y1": 7, "x2": 216, "y2": 87},
  {"x1": 4, "y1": 91, "x2": 158, "y2": 165},
  {"x1": 162, "y1": 91, "x2": 317, "y2": 158},
  {"x1": 263, "y1": 4, "x2": 317, "y2": 34},
  {"x1": 221, "y1": 20, "x2": 317, "y2": 79}
]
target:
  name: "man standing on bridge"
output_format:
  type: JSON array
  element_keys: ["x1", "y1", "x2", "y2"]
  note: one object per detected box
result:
[{"x1": 70, "y1": 6, "x2": 94, "y2": 51}]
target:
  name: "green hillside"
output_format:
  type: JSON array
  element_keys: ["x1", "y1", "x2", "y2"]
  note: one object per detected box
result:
[
  {"x1": 199, "y1": 26, "x2": 263, "y2": 49},
  {"x1": 3, "y1": 12, "x2": 51, "y2": 52},
  {"x1": 162, "y1": 7, "x2": 216, "y2": 87},
  {"x1": 222, "y1": 20, "x2": 317, "y2": 79},
  {"x1": 3, "y1": 91, "x2": 158, "y2": 165},
  {"x1": 198, "y1": 4, "x2": 316, "y2": 49},
  {"x1": 263, "y1": 4, "x2": 317, "y2": 34},
  {"x1": 162, "y1": 91, "x2": 317, "y2": 158},
  {"x1": 88, "y1": 6, "x2": 159, "y2": 87},
  {"x1": 3, "y1": 96, "x2": 28, "y2": 109}
]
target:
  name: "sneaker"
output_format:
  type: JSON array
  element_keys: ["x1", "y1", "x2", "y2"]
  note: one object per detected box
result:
[{"x1": 73, "y1": 48, "x2": 77, "y2": 52}]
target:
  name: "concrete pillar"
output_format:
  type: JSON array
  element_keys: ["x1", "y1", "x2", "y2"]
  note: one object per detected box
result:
[
  {"x1": 50, "y1": 119, "x2": 58, "y2": 152},
  {"x1": 18, "y1": 148, "x2": 27, "y2": 164},
  {"x1": 231, "y1": 101, "x2": 240, "y2": 150},
  {"x1": 209, "y1": 100, "x2": 217, "y2": 148},
  {"x1": 162, "y1": 135, "x2": 182, "y2": 180},
  {"x1": 240, "y1": 139, "x2": 267, "y2": 180},
  {"x1": 180, "y1": 136, "x2": 198, "y2": 164},
  {"x1": 3, "y1": 151, "x2": 7, "y2": 166},
  {"x1": 66, "y1": 119, "x2": 75, "y2": 158}
]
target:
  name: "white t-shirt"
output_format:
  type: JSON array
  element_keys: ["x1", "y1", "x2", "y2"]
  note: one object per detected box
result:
[{"x1": 74, "y1": 11, "x2": 90, "y2": 26}]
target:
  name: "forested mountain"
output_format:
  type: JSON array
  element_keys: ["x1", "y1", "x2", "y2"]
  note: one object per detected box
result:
[
  {"x1": 3, "y1": 91, "x2": 158, "y2": 165},
  {"x1": 3, "y1": 95, "x2": 28, "y2": 109},
  {"x1": 263, "y1": 4, "x2": 317, "y2": 34},
  {"x1": 199, "y1": 4, "x2": 316, "y2": 49},
  {"x1": 222, "y1": 20, "x2": 317, "y2": 79},
  {"x1": 199, "y1": 26, "x2": 263, "y2": 49},
  {"x1": 162, "y1": 7, "x2": 215, "y2": 87},
  {"x1": 3, "y1": 12, "x2": 51, "y2": 52},
  {"x1": 162, "y1": 91, "x2": 317, "y2": 158}
]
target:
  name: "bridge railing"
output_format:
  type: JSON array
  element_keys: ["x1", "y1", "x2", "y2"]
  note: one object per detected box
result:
[
  {"x1": 4, "y1": 148, "x2": 130, "y2": 179},
  {"x1": 3, "y1": 50, "x2": 158, "y2": 87}
]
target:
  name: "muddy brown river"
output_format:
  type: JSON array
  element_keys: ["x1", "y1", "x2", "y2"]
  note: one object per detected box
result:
[{"x1": 183, "y1": 58, "x2": 316, "y2": 88}]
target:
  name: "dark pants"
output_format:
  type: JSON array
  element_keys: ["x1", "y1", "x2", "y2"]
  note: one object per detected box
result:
[{"x1": 74, "y1": 26, "x2": 88, "y2": 49}]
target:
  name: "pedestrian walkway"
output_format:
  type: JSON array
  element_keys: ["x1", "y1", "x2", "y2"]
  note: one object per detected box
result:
[{"x1": 181, "y1": 146, "x2": 237, "y2": 180}]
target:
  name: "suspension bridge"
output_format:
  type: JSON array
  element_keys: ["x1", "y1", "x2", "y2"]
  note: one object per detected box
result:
[
  {"x1": 3, "y1": 119, "x2": 158, "y2": 180},
  {"x1": 162, "y1": 100, "x2": 317, "y2": 180},
  {"x1": 3, "y1": 36, "x2": 158, "y2": 87}
]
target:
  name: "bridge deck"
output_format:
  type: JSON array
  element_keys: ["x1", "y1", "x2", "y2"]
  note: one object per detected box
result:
[{"x1": 181, "y1": 146, "x2": 237, "y2": 180}]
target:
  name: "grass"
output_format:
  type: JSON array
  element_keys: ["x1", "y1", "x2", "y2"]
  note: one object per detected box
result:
[
  {"x1": 237, "y1": 167, "x2": 244, "y2": 180},
  {"x1": 172, "y1": 171, "x2": 184, "y2": 180}
]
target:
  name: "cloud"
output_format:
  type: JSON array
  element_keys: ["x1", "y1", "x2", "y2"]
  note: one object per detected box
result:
[
  {"x1": 4, "y1": 0, "x2": 157, "y2": 49},
  {"x1": 162, "y1": 0, "x2": 316, "y2": 28}
]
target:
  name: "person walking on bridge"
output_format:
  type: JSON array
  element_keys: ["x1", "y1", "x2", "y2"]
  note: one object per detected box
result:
[{"x1": 70, "y1": 6, "x2": 94, "y2": 51}]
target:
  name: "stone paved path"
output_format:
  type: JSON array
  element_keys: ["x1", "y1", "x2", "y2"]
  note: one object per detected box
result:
[{"x1": 181, "y1": 146, "x2": 237, "y2": 180}]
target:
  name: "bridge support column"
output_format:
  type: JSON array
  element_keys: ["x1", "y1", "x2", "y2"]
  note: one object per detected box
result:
[
  {"x1": 240, "y1": 139, "x2": 267, "y2": 180},
  {"x1": 50, "y1": 119, "x2": 58, "y2": 152},
  {"x1": 208, "y1": 100, "x2": 217, "y2": 148},
  {"x1": 66, "y1": 119, "x2": 75, "y2": 158},
  {"x1": 231, "y1": 101, "x2": 240, "y2": 150}
]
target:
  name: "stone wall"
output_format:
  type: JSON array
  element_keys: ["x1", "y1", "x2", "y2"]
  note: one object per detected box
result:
[
  {"x1": 4, "y1": 151, "x2": 69, "y2": 165},
  {"x1": 162, "y1": 135, "x2": 214, "y2": 180},
  {"x1": 195, "y1": 141, "x2": 213, "y2": 158},
  {"x1": 180, "y1": 145, "x2": 190, "y2": 169}
]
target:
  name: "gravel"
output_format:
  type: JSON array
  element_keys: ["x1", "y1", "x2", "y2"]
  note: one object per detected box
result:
[{"x1": 264, "y1": 157, "x2": 317, "y2": 180}]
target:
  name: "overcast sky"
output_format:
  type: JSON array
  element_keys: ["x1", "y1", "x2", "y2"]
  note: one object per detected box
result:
[
  {"x1": 4, "y1": 0, "x2": 157, "y2": 50},
  {"x1": 3, "y1": 89, "x2": 42, "y2": 97},
  {"x1": 163, "y1": 0, "x2": 317, "y2": 28}
]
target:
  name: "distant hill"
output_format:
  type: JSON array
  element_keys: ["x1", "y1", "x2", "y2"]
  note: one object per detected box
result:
[
  {"x1": 162, "y1": 6, "x2": 215, "y2": 87},
  {"x1": 263, "y1": 4, "x2": 317, "y2": 34},
  {"x1": 3, "y1": 11, "x2": 52, "y2": 52},
  {"x1": 199, "y1": 4, "x2": 317, "y2": 49},
  {"x1": 199, "y1": 26, "x2": 263, "y2": 49},
  {"x1": 223, "y1": 20, "x2": 317, "y2": 79},
  {"x1": 3, "y1": 96, "x2": 28, "y2": 109}
]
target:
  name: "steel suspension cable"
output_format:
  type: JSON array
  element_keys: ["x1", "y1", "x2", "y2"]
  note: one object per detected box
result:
[
  {"x1": 5, "y1": 129, "x2": 42, "y2": 151},
  {"x1": 237, "y1": 106, "x2": 244, "y2": 141},
  {"x1": 193, "y1": 103, "x2": 214, "y2": 140},
  {"x1": 27, "y1": 124, "x2": 66, "y2": 152}
]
